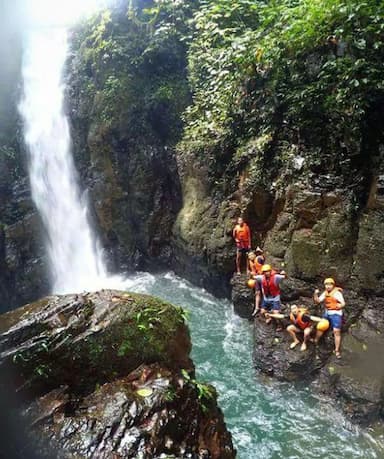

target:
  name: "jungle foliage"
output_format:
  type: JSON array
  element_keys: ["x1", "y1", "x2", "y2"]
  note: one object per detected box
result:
[
  {"x1": 72, "y1": 0, "x2": 384, "y2": 191},
  {"x1": 69, "y1": 0, "x2": 196, "y2": 144},
  {"x1": 181, "y1": 0, "x2": 384, "y2": 190}
]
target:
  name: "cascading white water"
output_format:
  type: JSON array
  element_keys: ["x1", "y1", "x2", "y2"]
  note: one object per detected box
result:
[{"x1": 19, "y1": 28, "x2": 110, "y2": 294}]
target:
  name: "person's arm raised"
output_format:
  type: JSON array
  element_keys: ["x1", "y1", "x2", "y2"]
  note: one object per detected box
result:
[{"x1": 309, "y1": 315, "x2": 322, "y2": 322}]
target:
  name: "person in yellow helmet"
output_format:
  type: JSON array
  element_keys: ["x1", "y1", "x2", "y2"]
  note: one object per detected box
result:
[
  {"x1": 252, "y1": 264, "x2": 286, "y2": 327},
  {"x1": 313, "y1": 277, "x2": 345, "y2": 359},
  {"x1": 267, "y1": 304, "x2": 328, "y2": 351}
]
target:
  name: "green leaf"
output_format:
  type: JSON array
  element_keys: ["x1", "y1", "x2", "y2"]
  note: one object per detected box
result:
[{"x1": 136, "y1": 387, "x2": 153, "y2": 397}]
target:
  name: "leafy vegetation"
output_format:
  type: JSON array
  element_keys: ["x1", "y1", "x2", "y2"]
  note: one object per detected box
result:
[
  {"x1": 181, "y1": 0, "x2": 384, "y2": 191},
  {"x1": 70, "y1": 0, "x2": 384, "y2": 205},
  {"x1": 116, "y1": 294, "x2": 187, "y2": 360},
  {"x1": 181, "y1": 368, "x2": 216, "y2": 413},
  {"x1": 69, "y1": 0, "x2": 196, "y2": 144}
]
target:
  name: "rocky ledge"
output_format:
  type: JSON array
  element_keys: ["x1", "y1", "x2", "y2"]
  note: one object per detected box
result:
[
  {"x1": 232, "y1": 276, "x2": 384, "y2": 426},
  {"x1": 0, "y1": 290, "x2": 235, "y2": 458}
]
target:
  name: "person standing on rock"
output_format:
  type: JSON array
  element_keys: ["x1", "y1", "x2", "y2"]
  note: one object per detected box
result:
[
  {"x1": 247, "y1": 247, "x2": 265, "y2": 276},
  {"x1": 252, "y1": 264, "x2": 286, "y2": 328},
  {"x1": 266, "y1": 304, "x2": 328, "y2": 351},
  {"x1": 313, "y1": 278, "x2": 345, "y2": 359},
  {"x1": 233, "y1": 217, "x2": 251, "y2": 274}
]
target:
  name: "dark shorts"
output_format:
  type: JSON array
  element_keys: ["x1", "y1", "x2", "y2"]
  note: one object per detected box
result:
[
  {"x1": 236, "y1": 241, "x2": 250, "y2": 253},
  {"x1": 237, "y1": 247, "x2": 250, "y2": 254},
  {"x1": 324, "y1": 312, "x2": 342, "y2": 329},
  {"x1": 262, "y1": 298, "x2": 281, "y2": 312}
]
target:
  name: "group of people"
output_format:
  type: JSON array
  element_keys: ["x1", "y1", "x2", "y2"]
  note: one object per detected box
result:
[{"x1": 233, "y1": 217, "x2": 345, "y2": 358}]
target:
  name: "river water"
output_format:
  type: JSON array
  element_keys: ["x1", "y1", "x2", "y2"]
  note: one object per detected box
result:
[{"x1": 122, "y1": 271, "x2": 384, "y2": 459}]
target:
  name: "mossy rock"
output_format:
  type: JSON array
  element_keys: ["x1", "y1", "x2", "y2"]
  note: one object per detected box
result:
[{"x1": 0, "y1": 290, "x2": 192, "y2": 397}]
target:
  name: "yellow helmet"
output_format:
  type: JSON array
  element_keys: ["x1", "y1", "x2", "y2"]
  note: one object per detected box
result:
[
  {"x1": 261, "y1": 264, "x2": 272, "y2": 273},
  {"x1": 324, "y1": 277, "x2": 335, "y2": 285}
]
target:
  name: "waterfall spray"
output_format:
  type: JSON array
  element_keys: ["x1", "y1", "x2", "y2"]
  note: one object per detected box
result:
[{"x1": 19, "y1": 28, "x2": 110, "y2": 294}]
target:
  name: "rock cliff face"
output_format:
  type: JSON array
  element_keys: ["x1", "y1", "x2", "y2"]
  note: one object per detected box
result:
[
  {"x1": 3, "y1": 1, "x2": 382, "y2": 308},
  {"x1": 66, "y1": 2, "x2": 190, "y2": 275},
  {"x1": 62, "y1": 2, "x2": 384, "y2": 427},
  {"x1": 0, "y1": 1, "x2": 49, "y2": 312},
  {"x1": 63, "y1": 1, "x2": 384, "y2": 302},
  {"x1": 0, "y1": 290, "x2": 235, "y2": 458}
]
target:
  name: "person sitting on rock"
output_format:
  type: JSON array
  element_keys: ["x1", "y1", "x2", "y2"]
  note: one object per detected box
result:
[
  {"x1": 248, "y1": 247, "x2": 265, "y2": 276},
  {"x1": 313, "y1": 277, "x2": 345, "y2": 359},
  {"x1": 267, "y1": 304, "x2": 327, "y2": 351},
  {"x1": 233, "y1": 217, "x2": 251, "y2": 274},
  {"x1": 252, "y1": 264, "x2": 286, "y2": 328}
]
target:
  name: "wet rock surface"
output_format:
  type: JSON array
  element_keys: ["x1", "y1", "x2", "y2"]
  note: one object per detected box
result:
[
  {"x1": 0, "y1": 290, "x2": 235, "y2": 458},
  {"x1": 230, "y1": 274, "x2": 254, "y2": 319},
  {"x1": 0, "y1": 12, "x2": 48, "y2": 312},
  {"x1": 313, "y1": 317, "x2": 384, "y2": 425},
  {"x1": 253, "y1": 316, "x2": 333, "y2": 381},
  {"x1": 66, "y1": 5, "x2": 188, "y2": 276}
]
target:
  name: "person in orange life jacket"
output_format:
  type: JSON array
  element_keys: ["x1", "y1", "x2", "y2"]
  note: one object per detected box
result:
[
  {"x1": 252, "y1": 264, "x2": 286, "y2": 327},
  {"x1": 267, "y1": 304, "x2": 325, "y2": 351},
  {"x1": 233, "y1": 217, "x2": 251, "y2": 274},
  {"x1": 248, "y1": 247, "x2": 265, "y2": 276},
  {"x1": 313, "y1": 277, "x2": 345, "y2": 359}
]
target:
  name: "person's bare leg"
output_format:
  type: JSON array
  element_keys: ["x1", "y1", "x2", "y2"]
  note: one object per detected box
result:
[
  {"x1": 236, "y1": 251, "x2": 241, "y2": 274},
  {"x1": 334, "y1": 328, "x2": 341, "y2": 357},
  {"x1": 301, "y1": 327, "x2": 312, "y2": 351},
  {"x1": 287, "y1": 325, "x2": 300, "y2": 348},
  {"x1": 314, "y1": 329, "x2": 324, "y2": 344}
]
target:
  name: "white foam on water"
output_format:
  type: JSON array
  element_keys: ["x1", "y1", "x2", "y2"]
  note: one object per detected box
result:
[{"x1": 19, "y1": 27, "x2": 114, "y2": 294}]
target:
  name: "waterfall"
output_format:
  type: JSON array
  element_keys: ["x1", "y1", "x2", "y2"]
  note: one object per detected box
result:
[{"x1": 19, "y1": 28, "x2": 110, "y2": 294}]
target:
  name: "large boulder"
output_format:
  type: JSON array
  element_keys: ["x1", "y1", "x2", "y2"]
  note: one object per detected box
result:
[
  {"x1": 253, "y1": 313, "x2": 333, "y2": 381},
  {"x1": 0, "y1": 290, "x2": 235, "y2": 458},
  {"x1": 230, "y1": 274, "x2": 255, "y2": 319},
  {"x1": 314, "y1": 306, "x2": 384, "y2": 425}
]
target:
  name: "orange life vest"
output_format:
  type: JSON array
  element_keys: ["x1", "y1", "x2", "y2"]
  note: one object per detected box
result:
[
  {"x1": 234, "y1": 224, "x2": 250, "y2": 244},
  {"x1": 254, "y1": 255, "x2": 265, "y2": 274},
  {"x1": 324, "y1": 287, "x2": 343, "y2": 311},
  {"x1": 261, "y1": 274, "x2": 280, "y2": 298},
  {"x1": 290, "y1": 308, "x2": 310, "y2": 329}
]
